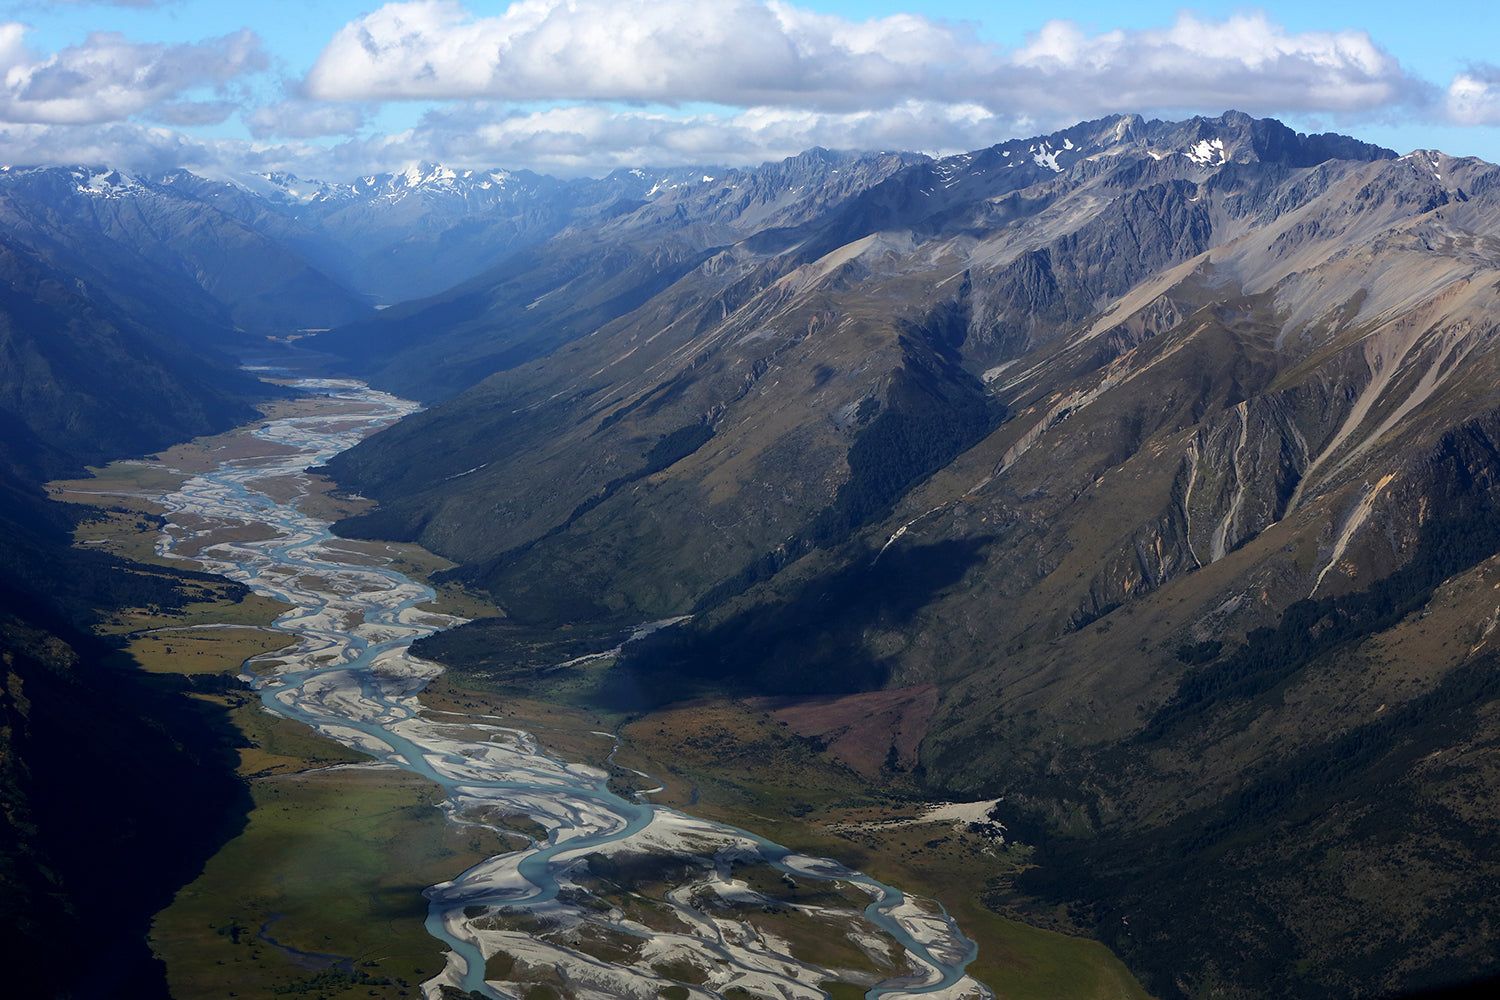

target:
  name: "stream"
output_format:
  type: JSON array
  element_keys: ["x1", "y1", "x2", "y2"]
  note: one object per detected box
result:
[{"x1": 153, "y1": 375, "x2": 990, "y2": 1000}]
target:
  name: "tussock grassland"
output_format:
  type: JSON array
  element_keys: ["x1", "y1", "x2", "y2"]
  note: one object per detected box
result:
[
  {"x1": 120, "y1": 627, "x2": 292, "y2": 675},
  {"x1": 151, "y1": 766, "x2": 506, "y2": 1000},
  {"x1": 44, "y1": 418, "x2": 505, "y2": 999},
  {"x1": 114, "y1": 589, "x2": 494, "y2": 999}
]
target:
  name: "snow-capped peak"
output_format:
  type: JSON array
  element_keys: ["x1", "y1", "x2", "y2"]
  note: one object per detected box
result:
[
  {"x1": 70, "y1": 167, "x2": 141, "y2": 197},
  {"x1": 232, "y1": 170, "x2": 338, "y2": 204}
]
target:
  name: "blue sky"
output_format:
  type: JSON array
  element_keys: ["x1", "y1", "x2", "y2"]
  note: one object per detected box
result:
[{"x1": 0, "y1": 0, "x2": 1496, "y2": 179}]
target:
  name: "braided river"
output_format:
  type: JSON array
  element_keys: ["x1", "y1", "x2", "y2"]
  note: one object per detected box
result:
[{"x1": 153, "y1": 376, "x2": 990, "y2": 1000}]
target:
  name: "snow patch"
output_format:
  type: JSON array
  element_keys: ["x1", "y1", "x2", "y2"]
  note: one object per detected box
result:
[
  {"x1": 1186, "y1": 137, "x2": 1226, "y2": 166},
  {"x1": 1031, "y1": 141, "x2": 1064, "y2": 172}
]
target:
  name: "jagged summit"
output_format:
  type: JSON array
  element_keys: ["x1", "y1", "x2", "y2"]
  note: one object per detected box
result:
[
  {"x1": 0, "y1": 163, "x2": 148, "y2": 198},
  {"x1": 933, "y1": 110, "x2": 1396, "y2": 183},
  {"x1": 348, "y1": 161, "x2": 521, "y2": 200}
]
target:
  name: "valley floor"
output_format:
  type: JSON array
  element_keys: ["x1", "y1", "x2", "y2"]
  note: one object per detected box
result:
[{"x1": 50, "y1": 393, "x2": 1151, "y2": 1000}]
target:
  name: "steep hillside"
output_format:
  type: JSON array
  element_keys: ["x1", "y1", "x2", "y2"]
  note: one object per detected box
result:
[
  {"x1": 0, "y1": 209, "x2": 285, "y2": 997},
  {"x1": 0, "y1": 577, "x2": 250, "y2": 999},
  {"x1": 0, "y1": 238, "x2": 278, "y2": 484},
  {"x1": 323, "y1": 113, "x2": 1500, "y2": 997},
  {"x1": 322, "y1": 112, "x2": 1407, "y2": 622}
]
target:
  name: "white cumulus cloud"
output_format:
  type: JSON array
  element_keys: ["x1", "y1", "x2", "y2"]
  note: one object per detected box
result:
[
  {"x1": 303, "y1": 0, "x2": 990, "y2": 109},
  {"x1": 0, "y1": 24, "x2": 267, "y2": 125},
  {"x1": 0, "y1": 3, "x2": 1469, "y2": 178},
  {"x1": 301, "y1": 1, "x2": 1425, "y2": 121},
  {"x1": 1447, "y1": 65, "x2": 1500, "y2": 126},
  {"x1": 1005, "y1": 13, "x2": 1427, "y2": 117},
  {"x1": 309, "y1": 100, "x2": 1021, "y2": 176},
  {"x1": 247, "y1": 100, "x2": 368, "y2": 139},
  {"x1": 0, "y1": 119, "x2": 224, "y2": 172}
]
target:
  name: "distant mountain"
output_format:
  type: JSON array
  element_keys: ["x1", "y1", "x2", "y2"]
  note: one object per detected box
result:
[
  {"x1": 319, "y1": 112, "x2": 1500, "y2": 997},
  {"x1": 306, "y1": 147, "x2": 928, "y2": 398},
  {"x1": 0, "y1": 154, "x2": 918, "y2": 337},
  {"x1": 0, "y1": 165, "x2": 373, "y2": 341},
  {"x1": 0, "y1": 159, "x2": 737, "y2": 331},
  {"x1": 226, "y1": 161, "x2": 749, "y2": 305}
]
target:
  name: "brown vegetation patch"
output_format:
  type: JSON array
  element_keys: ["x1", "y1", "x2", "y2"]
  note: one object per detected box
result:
[
  {"x1": 747, "y1": 685, "x2": 939, "y2": 779},
  {"x1": 294, "y1": 477, "x2": 377, "y2": 522},
  {"x1": 153, "y1": 431, "x2": 302, "y2": 473},
  {"x1": 173, "y1": 522, "x2": 284, "y2": 558},
  {"x1": 240, "y1": 473, "x2": 305, "y2": 504},
  {"x1": 124, "y1": 627, "x2": 291, "y2": 676}
]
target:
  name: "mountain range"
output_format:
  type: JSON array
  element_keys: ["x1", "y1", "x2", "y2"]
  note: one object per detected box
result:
[{"x1": 7, "y1": 111, "x2": 1500, "y2": 998}]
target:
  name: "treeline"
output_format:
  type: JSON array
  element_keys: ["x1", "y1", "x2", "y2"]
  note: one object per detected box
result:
[
  {"x1": 808, "y1": 305, "x2": 999, "y2": 548},
  {"x1": 412, "y1": 617, "x2": 632, "y2": 694},
  {"x1": 424, "y1": 537, "x2": 992, "y2": 712},
  {"x1": 806, "y1": 390, "x2": 993, "y2": 546},
  {"x1": 434, "y1": 419, "x2": 716, "y2": 611}
]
